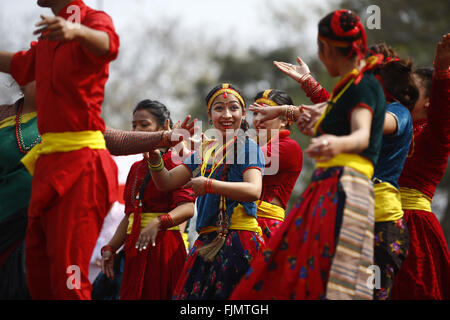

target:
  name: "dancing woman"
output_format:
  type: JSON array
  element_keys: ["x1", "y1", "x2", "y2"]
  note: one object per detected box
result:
[
  {"x1": 101, "y1": 100, "x2": 195, "y2": 300},
  {"x1": 252, "y1": 89, "x2": 303, "y2": 243},
  {"x1": 231, "y1": 10, "x2": 386, "y2": 300},
  {"x1": 148, "y1": 83, "x2": 266, "y2": 299}
]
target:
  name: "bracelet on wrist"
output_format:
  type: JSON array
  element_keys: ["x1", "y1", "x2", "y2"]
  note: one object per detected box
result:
[
  {"x1": 147, "y1": 154, "x2": 164, "y2": 172},
  {"x1": 101, "y1": 245, "x2": 117, "y2": 256},
  {"x1": 158, "y1": 213, "x2": 174, "y2": 230}
]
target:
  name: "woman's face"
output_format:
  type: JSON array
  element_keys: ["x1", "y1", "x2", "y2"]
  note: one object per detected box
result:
[
  {"x1": 318, "y1": 39, "x2": 340, "y2": 77},
  {"x1": 209, "y1": 93, "x2": 245, "y2": 135},
  {"x1": 132, "y1": 109, "x2": 162, "y2": 133}
]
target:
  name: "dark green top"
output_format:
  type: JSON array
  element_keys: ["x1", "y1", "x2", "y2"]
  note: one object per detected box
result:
[
  {"x1": 317, "y1": 72, "x2": 386, "y2": 166},
  {"x1": 0, "y1": 112, "x2": 39, "y2": 222}
]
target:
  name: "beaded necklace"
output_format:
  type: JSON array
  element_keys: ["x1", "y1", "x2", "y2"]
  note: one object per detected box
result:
[{"x1": 15, "y1": 99, "x2": 41, "y2": 154}]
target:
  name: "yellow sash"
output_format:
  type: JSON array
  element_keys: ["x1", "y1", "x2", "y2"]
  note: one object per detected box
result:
[
  {"x1": 21, "y1": 130, "x2": 106, "y2": 175},
  {"x1": 256, "y1": 200, "x2": 285, "y2": 221},
  {"x1": 0, "y1": 112, "x2": 37, "y2": 130},
  {"x1": 127, "y1": 212, "x2": 180, "y2": 234},
  {"x1": 182, "y1": 232, "x2": 189, "y2": 250},
  {"x1": 399, "y1": 187, "x2": 432, "y2": 212},
  {"x1": 374, "y1": 182, "x2": 404, "y2": 222},
  {"x1": 316, "y1": 153, "x2": 374, "y2": 179},
  {"x1": 199, "y1": 204, "x2": 262, "y2": 236}
]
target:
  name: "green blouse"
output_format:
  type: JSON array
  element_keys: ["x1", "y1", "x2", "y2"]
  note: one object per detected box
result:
[{"x1": 0, "y1": 111, "x2": 40, "y2": 222}]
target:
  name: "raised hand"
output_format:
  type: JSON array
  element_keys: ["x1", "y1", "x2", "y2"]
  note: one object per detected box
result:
[
  {"x1": 249, "y1": 103, "x2": 286, "y2": 127},
  {"x1": 434, "y1": 33, "x2": 450, "y2": 71},
  {"x1": 297, "y1": 102, "x2": 328, "y2": 136},
  {"x1": 274, "y1": 57, "x2": 311, "y2": 83},
  {"x1": 34, "y1": 15, "x2": 80, "y2": 42}
]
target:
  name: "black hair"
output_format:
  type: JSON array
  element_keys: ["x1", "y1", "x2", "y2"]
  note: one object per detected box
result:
[
  {"x1": 414, "y1": 67, "x2": 433, "y2": 97},
  {"x1": 133, "y1": 99, "x2": 173, "y2": 129},
  {"x1": 205, "y1": 84, "x2": 249, "y2": 131},
  {"x1": 318, "y1": 10, "x2": 366, "y2": 59},
  {"x1": 370, "y1": 43, "x2": 419, "y2": 110},
  {"x1": 253, "y1": 89, "x2": 294, "y2": 129}
]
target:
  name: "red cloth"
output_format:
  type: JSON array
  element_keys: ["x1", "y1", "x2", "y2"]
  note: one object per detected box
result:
[
  {"x1": 26, "y1": 152, "x2": 115, "y2": 299},
  {"x1": 120, "y1": 230, "x2": 187, "y2": 300},
  {"x1": 231, "y1": 169, "x2": 341, "y2": 300},
  {"x1": 259, "y1": 130, "x2": 303, "y2": 210},
  {"x1": 398, "y1": 76, "x2": 450, "y2": 198},
  {"x1": 123, "y1": 152, "x2": 195, "y2": 215},
  {"x1": 120, "y1": 150, "x2": 194, "y2": 299},
  {"x1": 10, "y1": 0, "x2": 120, "y2": 299},
  {"x1": 390, "y1": 209, "x2": 450, "y2": 299},
  {"x1": 257, "y1": 217, "x2": 283, "y2": 244},
  {"x1": 10, "y1": 0, "x2": 120, "y2": 134}
]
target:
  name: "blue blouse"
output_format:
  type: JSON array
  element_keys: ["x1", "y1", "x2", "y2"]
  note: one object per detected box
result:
[{"x1": 183, "y1": 136, "x2": 265, "y2": 231}]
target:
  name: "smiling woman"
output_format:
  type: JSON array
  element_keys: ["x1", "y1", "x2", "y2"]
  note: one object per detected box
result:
[{"x1": 147, "y1": 83, "x2": 266, "y2": 299}]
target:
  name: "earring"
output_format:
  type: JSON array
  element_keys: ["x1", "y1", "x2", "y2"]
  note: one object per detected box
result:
[{"x1": 209, "y1": 119, "x2": 213, "y2": 125}]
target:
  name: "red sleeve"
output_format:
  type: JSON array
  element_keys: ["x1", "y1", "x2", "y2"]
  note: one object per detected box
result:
[
  {"x1": 427, "y1": 74, "x2": 450, "y2": 146},
  {"x1": 277, "y1": 138, "x2": 303, "y2": 172},
  {"x1": 10, "y1": 42, "x2": 37, "y2": 86},
  {"x1": 82, "y1": 10, "x2": 120, "y2": 62}
]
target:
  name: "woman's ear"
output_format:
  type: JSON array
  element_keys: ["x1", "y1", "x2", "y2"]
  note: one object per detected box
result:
[{"x1": 424, "y1": 98, "x2": 431, "y2": 109}]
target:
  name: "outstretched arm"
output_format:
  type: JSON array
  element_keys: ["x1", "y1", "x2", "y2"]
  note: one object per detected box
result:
[
  {"x1": 34, "y1": 15, "x2": 110, "y2": 57},
  {"x1": 0, "y1": 52, "x2": 14, "y2": 74},
  {"x1": 274, "y1": 57, "x2": 330, "y2": 103}
]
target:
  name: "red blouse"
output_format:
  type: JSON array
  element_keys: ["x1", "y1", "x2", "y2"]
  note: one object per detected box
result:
[
  {"x1": 259, "y1": 130, "x2": 303, "y2": 209},
  {"x1": 10, "y1": 0, "x2": 120, "y2": 134},
  {"x1": 124, "y1": 151, "x2": 195, "y2": 215},
  {"x1": 398, "y1": 75, "x2": 450, "y2": 199}
]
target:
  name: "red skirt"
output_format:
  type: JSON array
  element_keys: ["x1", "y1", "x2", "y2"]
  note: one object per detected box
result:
[
  {"x1": 120, "y1": 230, "x2": 187, "y2": 300},
  {"x1": 390, "y1": 209, "x2": 450, "y2": 299},
  {"x1": 230, "y1": 168, "x2": 344, "y2": 300},
  {"x1": 257, "y1": 217, "x2": 283, "y2": 244}
]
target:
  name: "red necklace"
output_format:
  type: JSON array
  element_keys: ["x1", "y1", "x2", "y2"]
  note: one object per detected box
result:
[{"x1": 15, "y1": 99, "x2": 41, "y2": 154}]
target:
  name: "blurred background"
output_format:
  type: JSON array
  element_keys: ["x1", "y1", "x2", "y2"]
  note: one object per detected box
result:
[{"x1": 1, "y1": 0, "x2": 449, "y2": 245}]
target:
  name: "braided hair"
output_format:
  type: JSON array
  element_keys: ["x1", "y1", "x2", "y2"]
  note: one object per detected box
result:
[{"x1": 318, "y1": 9, "x2": 367, "y2": 60}]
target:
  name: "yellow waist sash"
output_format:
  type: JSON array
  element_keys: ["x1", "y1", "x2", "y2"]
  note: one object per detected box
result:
[
  {"x1": 127, "y1": 212, "x2": 180, "y2": 234},
  {"x1": 256, "y1": 200, "x2": 285, "y2": 221},
  {"x1": 21, "y1": 130, "x2": 106, "y2": 175},
  {"x1": 374, "y1": 182, "x2": 404, "y2": 222},
  {"x1": 316, "y1": 153, "x2": 374, "y2": 179},
  {"x1": 399, "y1": 187, "x2": 432, "y2": 212},
  {"x1": 199, "y1": 204, "x2": 262, "y2": 236}
]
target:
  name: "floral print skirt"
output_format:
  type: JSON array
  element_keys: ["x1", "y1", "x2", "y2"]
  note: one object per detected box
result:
[{"x1": 173, "y1": 229, "x2": 264, "y2": 300}]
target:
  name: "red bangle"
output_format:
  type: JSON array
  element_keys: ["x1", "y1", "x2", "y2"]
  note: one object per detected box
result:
[
  {"x1": 101, "y1": 245, "x2": 116, "y2": 256},
  {"x1": 158, "y1": 213, "x2": 174, "y2": 230}
]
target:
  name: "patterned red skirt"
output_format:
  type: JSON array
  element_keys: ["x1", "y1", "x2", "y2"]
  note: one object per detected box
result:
[
  {"x1": 173, "y1": 230, "x2": 264, "y2": 300},
  {"x1": 120, "y1": 230, "x2": 187, "y2": 300},
  {"x1": 230, "y1": 167, "x2": 374, "y2": 300},
  {"x1": 390, "y1": 209, "x2": 450, "y2": 299},
  {"x1": 257, "y1": 217, "x2": 283, "y2": 244}
]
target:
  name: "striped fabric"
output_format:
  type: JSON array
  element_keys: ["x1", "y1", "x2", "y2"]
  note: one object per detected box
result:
[{"x1": 326, "y1": 167, "x2": 375, "y2": 300}]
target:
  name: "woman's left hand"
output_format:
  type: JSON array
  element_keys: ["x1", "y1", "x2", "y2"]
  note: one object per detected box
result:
[
  {"x1": 136, "y1": 219, "x2": 161, "y2": 251},
  {"x1": 305, "y1": 134, "x2": 343, "y2": 162}
]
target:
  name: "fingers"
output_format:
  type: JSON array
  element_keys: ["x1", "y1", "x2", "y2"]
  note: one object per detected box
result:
[
  {"x1": 164, "y1": 119, "x2": 170, "y2": 131},
  {"x1": 183, "y1": 179, "x2": 193, "y2": 189},
  {"x1": 296, "y1": 56, "x2": 304, "y2": 66},
  {"x1": 136, "y1": 235, "x2": 150, "y2": 251}
]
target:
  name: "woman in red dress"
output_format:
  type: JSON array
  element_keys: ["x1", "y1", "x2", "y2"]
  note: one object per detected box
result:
[
  {"x1": 390, "y1": 34, "x2": 450, "y2": 300},
  {"x1": 252, "y1": 89, "x2": 303, "y2": 243},
  {"x1": 101, "y1": 100, "x2": 195, "y2": 299}
]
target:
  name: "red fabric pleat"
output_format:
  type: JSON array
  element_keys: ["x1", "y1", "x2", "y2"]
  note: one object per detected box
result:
[
  {"x1": 390, "y1": 209, "x2": 450, "y2": 300},
  {"x1": 120, "y1": 230, "x2": 187, "y2": 300}
]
